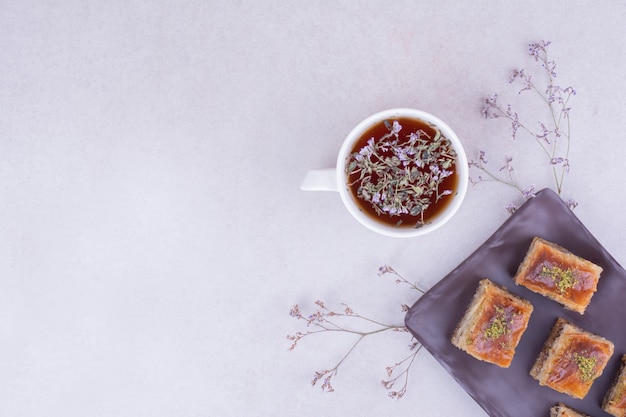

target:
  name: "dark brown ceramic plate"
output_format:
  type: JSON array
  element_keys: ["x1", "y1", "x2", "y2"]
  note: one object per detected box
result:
[{"x1": 405, "y1": 188, "x2": 626, "y2": 417}]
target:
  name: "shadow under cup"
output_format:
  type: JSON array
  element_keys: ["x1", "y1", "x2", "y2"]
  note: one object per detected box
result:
[{"x1": 336, "y1": 108, "x2": 468, "y2": 238}]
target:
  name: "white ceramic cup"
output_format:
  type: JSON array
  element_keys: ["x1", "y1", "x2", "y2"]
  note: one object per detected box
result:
[{"x1": 300, "y1": 108, "x2": 468, "y2": 238}]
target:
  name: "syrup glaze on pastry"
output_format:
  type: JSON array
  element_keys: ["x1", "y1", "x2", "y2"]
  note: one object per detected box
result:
[
  {"x1": 452, "y1": 279, "x2": 533, "y2": 368},
  {"x1": 514, "y1": 237, "x2": 602, "y2": 314},
  {"x1": 603, "y1": 354, "x2": 626, "y2": 417},
  {"x1": 531, "y1": 318, "x2": 614, "y2": 399}
]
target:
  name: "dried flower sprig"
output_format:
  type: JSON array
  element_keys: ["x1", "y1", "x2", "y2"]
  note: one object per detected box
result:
[
  {"x1": 377, "y1": 265, "x2": 424, "y2": 399},
  {"x1": 287, "y1": 266, "x2": 424, "y2": 399},
  {"x1": 471, "y1": 40, "x2": 578, "y2": 212},
  {"x1": 469, "y1": 151, "x2": 538, "y2": 214},
  {"x1": 377, "y1": 264, "x2": 425, "y2": 295}
]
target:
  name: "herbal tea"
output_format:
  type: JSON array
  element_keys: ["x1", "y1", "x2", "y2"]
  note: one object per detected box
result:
[{"x1": 344, "y1": 116, "x2": 458, "y2": 228}]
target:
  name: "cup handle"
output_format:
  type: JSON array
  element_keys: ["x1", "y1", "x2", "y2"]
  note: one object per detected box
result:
[{"x1": 300, "y1": 168, "x2": 339, "y2": 192}]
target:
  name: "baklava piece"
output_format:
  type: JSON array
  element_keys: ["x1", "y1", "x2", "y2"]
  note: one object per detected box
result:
[
  {"x1": 602, "y1": 354, "x2": 626, "y2": 417},
  {"x1": 514, "y1": 237, "x2": 602, "y2": 314},
  {"x1": 550, "y1": 402, "x2": 591, "y2": 417},
  {"x1": 451, "y1": 278, "x2": 533, "y2": 368},
  {"x1": 531, "y1": 318, "x2": 614, "y2": 399}
]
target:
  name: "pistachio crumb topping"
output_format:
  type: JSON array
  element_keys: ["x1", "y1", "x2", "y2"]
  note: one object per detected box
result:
[
  {"x1": 573, "y1": 353, "x2": 597, "y2": 382},
  {"x1": 484, "y1": 306, "x2": 510, "y2": 339},
  {"x1": 541, "y1": 265, "x2": 576, "y2": 293}
]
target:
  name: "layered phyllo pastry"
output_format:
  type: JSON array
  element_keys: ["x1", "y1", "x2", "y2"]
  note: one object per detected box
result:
[
  {"x1": 451, "y1": 278, "x2": 533, "y2": 368},
  {"x1": 514, "y1": 237, "x2": 602, "y2": 314},
  {"x1": 603, "y1": 354, "x2": 626, "y2": 417},
  {"x1": 531, "y1": 318, "x2": 614, "y2": 399},
  {"x1": 550, "y1": 402, "x2": 591, "y2": 417}
]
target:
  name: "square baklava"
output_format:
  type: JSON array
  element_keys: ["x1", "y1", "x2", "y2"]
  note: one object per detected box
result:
[
  {"x1": 603, "y1": 354, "x2": 626, "y2": 417},
  {"x1": 531, "y1": 318, "x2": 614, "y2": 399},
  {"x1": 514, "y1": 237, "x2": 603, "y2": 314},
  {"x1": 451, "y1": 278, "x2": 533, "y2": 368},
  {"x1": 550, "y1": 402, "x2": 590, "y2": 417}
]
